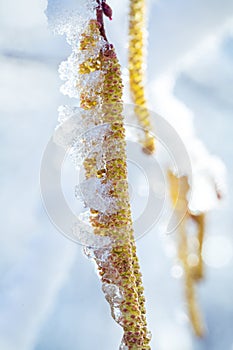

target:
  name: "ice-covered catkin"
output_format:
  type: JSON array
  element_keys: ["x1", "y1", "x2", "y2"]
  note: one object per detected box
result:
[
  {"x1": 129, "y1": 0, "x2": 155, "y2": 154},
  {"x1": 101, "y1": 47, "x2": 151, "y2": 349},
  {"x1": 168, "y1": 171, "x2": 204, "y2": 337},
  {"x1": 78, "y1": 20, "x2": 151, "y2": 349}
]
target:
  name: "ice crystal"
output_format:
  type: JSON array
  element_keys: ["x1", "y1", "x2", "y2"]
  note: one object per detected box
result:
[
  {"x1": 102, "y1": 283, "x2": 124, "y2": 304},
  {"x1": 102, "y1": 283, "x2": 124, "y2": 324},
  {"x1": 112, "y1": 306, "x2": 122, "y2": 323},
  {"x1": 54, "y1": 112, "x2": 111, "y2": 168}
]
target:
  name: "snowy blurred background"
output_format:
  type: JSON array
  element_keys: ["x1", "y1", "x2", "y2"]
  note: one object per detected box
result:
[{"x1": 1, "y1": 0, "x2": 233, "y2": 349}]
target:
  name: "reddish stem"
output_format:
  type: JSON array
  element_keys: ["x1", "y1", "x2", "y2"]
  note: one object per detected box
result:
[{"x1": 96, "y1": 0, "x2": 108, "y2": 42}]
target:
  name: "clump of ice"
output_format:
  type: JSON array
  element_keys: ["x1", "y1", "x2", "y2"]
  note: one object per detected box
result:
[
  {"x1": 72, "y1": 211, "x2": 112, "y2": 248},
  {"x1": 59, "y1": 51, "x2": 104, "y2": 98},
  {"x1": 77, "y1": 69, "x2": 104, "y2": 101},
  {"x1": 102, "y1": 283, "x2": 124, "y2": 323},
  {"x1": 83, "y1": 244, "x2": 112, "y2": 262},
  {"x1": 54, "y1": 112, "x2": 83, "y2": 148},
  {"x1": 70, "y1": 124, "x2": 111, "y2": 168},
  {"x1": 58, "y1": 105, "x2": 79, "y2": 123},
  {"x1": 54, "y1": 111, "x2": 111, "y2": 168},
  {"x1": 47, "y1": 0, "x2": 105, "y2": 99},
  {"x1": 46, "y1": 0, "x2": 97, "y2": 47},
  {"x1": 102, "y1": 283, "x2": 124, "y2": 304},
  {"x1": 76, "y1": 177, "x2": 118, "y2": 214},
  {"x1": 59, "y1": 53, "x2": 80, "y2": 98}
]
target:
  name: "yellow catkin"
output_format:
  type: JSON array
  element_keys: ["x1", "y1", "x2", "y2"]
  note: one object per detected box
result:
[
  {"x1": 78, "y1": 20, "x2": 151, "y2": 349},
  {"x1": 190, "y1": 213, "x2": 205, "y2": 281},
  {"x1": 168, "y1": 171, "x2": 204, "y2": 337},
  {"x1": 129, "y1": 0, "x2": 155, "y2": 154}
]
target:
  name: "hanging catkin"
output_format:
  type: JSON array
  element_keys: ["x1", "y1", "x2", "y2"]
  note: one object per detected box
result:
[
  {"x1": 129, "y1": 0, "x2": 155, "y2": 154},
  {"x1": 78, "y1": 17, "x2": 151, "y2": 349},
  {"x1": 168, "y1": 171, "x2": 204, "y2": 337},
  {"x1": 190, "y1": 213, "x2": 205, "y2": 281}
]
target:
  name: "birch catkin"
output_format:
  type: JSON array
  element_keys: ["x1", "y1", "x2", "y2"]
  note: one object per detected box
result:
[
  {"x1": 129, "y1": 0, "x2": 155, "y2": 154},
  {"x1": 78, "y1": 20, "x2": 151, "y2": 349},
  {"x1": 168, "y1": 171, "x2": 204, "y2": 337}
]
